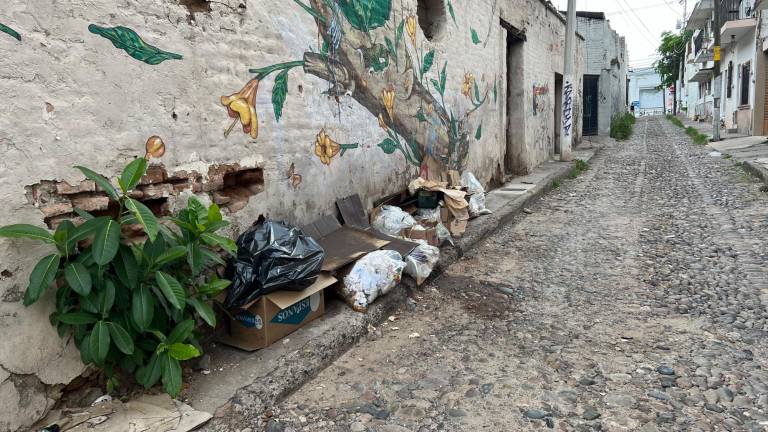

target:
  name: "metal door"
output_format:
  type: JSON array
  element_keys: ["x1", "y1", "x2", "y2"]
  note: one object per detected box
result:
[{"x1": 583, "y1": 75, "x2": 599, "y2": 136}]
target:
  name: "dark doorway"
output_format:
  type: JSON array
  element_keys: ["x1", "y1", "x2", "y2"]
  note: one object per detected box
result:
[
  {"x1": 583, "y1": 75, "x2": 599, "y2": 136},
  {"x1": 502, "y1": 20, "x2": 526, "y2": 174},
  {"x1": 554, "y1": 73, "x2": 563, "y2": 154}
]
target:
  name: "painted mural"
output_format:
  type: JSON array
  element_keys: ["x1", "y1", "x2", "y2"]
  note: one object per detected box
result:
[
  {"x1": 221, "y1": 0, "x2": 494, "y2": 176},
  {"x1": 88, "y1": 25, "x2": 183, "y2": 65},
  {"x1": 532, "y1": 84, "x2": 549, "y2": 116},
  {"x1": 0, "y1": 23, "x2": 21, "y2": 41}
]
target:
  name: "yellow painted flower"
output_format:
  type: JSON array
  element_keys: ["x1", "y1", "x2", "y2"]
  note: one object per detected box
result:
[
  {"x1": 378, "y1": 113, "x2": 389, "y2": 130},
  {"x1": 381, "y1": 87, "x2": 395, "y2": 120},
  {"x1": 314, "y1": 129, "x2": 340, "y2": 165},
  {"x1": 462, "y1": 73, "x2": 475, "y2": 99},
  {"x1": 406, "y1": 15, "x2": 418, "y2": 45},
  {"x1": 426, "y1": 103, "x2": 433, "y2": 115},
  {"x1": 144, "y1": 136, "x2": 166, "y2": 160},
  {"x1": 221, "y1": 78, "x2": 259, "y2": 139}
]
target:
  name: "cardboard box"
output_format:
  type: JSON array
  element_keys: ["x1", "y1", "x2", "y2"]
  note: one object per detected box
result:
[
  {"x1": 401, "y1": 222, "x2": 439, "y2": 247},
  {"x1": 218, "y1": 273, "x2": 336, "y2": 351}
]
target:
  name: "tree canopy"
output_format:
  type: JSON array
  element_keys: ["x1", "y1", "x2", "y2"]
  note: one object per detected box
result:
[{"x1": 654, "y1": 30, "x2": 693, "y2": 90}]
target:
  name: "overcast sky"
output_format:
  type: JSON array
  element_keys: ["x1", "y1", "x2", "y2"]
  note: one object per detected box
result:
[{"x1": 553, "y1": 0, "x2": 686, "y2": 70}]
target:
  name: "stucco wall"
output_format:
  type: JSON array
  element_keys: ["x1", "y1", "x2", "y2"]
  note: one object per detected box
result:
[
  {"x1": 720, "y1": 27, "x2": 757, "y2": 133},
  {"x1": 0, "y1": 1, "x2": 581, "y2": 429}
]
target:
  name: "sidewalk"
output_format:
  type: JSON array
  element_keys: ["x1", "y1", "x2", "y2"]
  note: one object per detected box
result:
[
  {"x1": 193, "y1": 143, "x2": 604, "y2": 430},
  {"x1": 676, "y1": 116, "x2": 768, "y2": 183}
]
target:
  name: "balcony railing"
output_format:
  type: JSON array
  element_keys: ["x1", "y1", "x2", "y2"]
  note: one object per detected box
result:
[{"x1": 720, "y1": 0, "x2": 754, "y2": 22}]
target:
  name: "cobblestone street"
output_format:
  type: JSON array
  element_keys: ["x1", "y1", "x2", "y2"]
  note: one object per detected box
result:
[{"x1": 244, "y1": 116, "x2": 768, "y2": 431}]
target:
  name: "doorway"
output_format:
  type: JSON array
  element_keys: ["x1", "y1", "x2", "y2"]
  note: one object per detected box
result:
[
  {"x1": 502, "y1": 20, "x2": 526, "y2": 174},
  {"x1": 583, "y1": 75, "x2": 599, "y2": 136},
  {"x1": 554, "y1": 73, "x2": 563, "y2": 154}
]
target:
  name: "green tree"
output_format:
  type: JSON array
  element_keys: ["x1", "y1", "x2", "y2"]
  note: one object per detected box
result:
[{"x1": 654, "y1": 30, "x2": 692, "y2": 115}]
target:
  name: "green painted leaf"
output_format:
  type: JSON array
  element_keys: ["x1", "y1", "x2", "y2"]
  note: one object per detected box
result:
[
  {"x1": 107, "y1": 322, "x2": 134, "y2": 355},
  {"x1": 0, "y1": 23, "x2": 21, "y2": 41},
  {"x1": 200, "y1": 232, "x2": 237, "y2": 256},
  {"x1": 155, "y1": 271, "x2": 185, "y2": 310},
  {"x1": 337, "y1": 0, "x2": 392, "y2": 31},
  {"x1": 58, "y1": 312, "x2": 98, "y2": 325},
  {"x1": 23, "y1": 254, "x2": 61, "y2": 306},
  {"x1": 89, "y1": 321, "x2": 111, "y2": 365},
  {"x1": 272, "y1": 69, "x2": 289, "y2": 122},
  {"x1": 422, "y1": 49, "x2": 435, "y2": 77},
  {"x1": 473, "y1": 80, "x2": 481, "y2": 102},
  {"x1": 430, "y1": 79, "x2": 441, "y2": 96},
  {"x1": 395, "y1": 19, "x2": 405, "y2": 47},
  {"x1": 415, "y1": 106, "x2": 428, "y2": 122},
  {"x1": 120, "y1": 158, "x2": 148, "y2": 193},
  {"x1": 88, "y1": 25, "x2": 183, "y2": 65},
  {"x1": 188, "y1": 297, "x2": 216, "y2": 327},
  {"x1": 93, "y1": 219, "x2": 120, "y2": 266},
  {"x1": 471, "y1": 28, "x2": 481, "y2": 45},
  {"x1": 0, "y1": 224, "x2": 54, "y2": 243},
  {"x1": 154, "y1": 245, "x2": 187, "y2": 268},
  {"x1": 64, "y1": 262, "x2": 92, "y2": 296},
  {"x1": 168, "y1": 343, "x2": 200, "y2": 361},
  {"x1": 125, "y1": 198, "x2": 159, "y2": 242},
  {"x1": 131, "y1": 286, "x2": 154, "y2": 331},
  {"x1": 167, "y1": 320, "x2": 195, "y2": 344},
  {"x1": 440, "y1": 62, "x2": 448, "y2": 94},
  {"x1": 493, "y1": 79, "x2": 498, "y2": 103},
  {"x1": 377, "y1": 138, "x2": 399, "y2": 155},
  {"x1": 161, "y1": 354, "x2": 182, "y2": 397},
  {"x1": 475, "y1": 122, "x2": 483, "y2": 140},
  {"x1": 447, "y1": 1, "x2": 457, "y2": 26},
  {"x1": 75, "y1": 166, "x2": 120, "y2": 201},
  {"x1": 362, "y1": 43, "x2": 389, "y2": 72},
  {"x1": 385, "y1": 37, "x2": 397, "y2": 67}
]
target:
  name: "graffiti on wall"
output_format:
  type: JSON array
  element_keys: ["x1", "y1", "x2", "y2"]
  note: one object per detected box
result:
[
  {"x1": 562, "y1": 80, "x2": 574, "y2": 137},
  {"x1": 88, "y1": 25, "x2": 183, "y2": 65},
  {"x1": 532, "y1": 84, "x2": 549, "y2": 116},
  {"x1": 221, "y1": 0, "x2": 494, "y2": 176},
  {"x1": 0, "y1": 23, "x2": 21, "y2": 41}
]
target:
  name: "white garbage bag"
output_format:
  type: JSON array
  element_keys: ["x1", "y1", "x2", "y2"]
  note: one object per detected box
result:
[
  {"x1": 461, "y1": 172, "x2": 485, "y2": 194},
  {"x1": 341, "y1": 250, "x2": 406, "y2": 312},
  {"x1": 372, "y1": 205, "x2": 418, "y2": 237},
  {"x1": 416, "y1": 207, "x2": 453, "y2": 246},
  {"x1": 461, "y1": 172, "x2": 491, "y2": 217},
  {"x1": 404, "y1": 243, "x2": 440, "y2": 285}
]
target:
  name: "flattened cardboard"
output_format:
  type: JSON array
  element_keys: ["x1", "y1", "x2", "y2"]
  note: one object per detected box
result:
[
  {"x1": 303, "y1": 215, "x2": 390, "y2": 271},
  {"x1": 219, "y1": 274, "x2": 336, "y2": 351},
  {"x1": 339, "y1": 196, "x2": 418, "y2": 257}
]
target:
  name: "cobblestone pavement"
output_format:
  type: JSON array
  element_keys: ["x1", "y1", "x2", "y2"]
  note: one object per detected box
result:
[{"x1": 247, "y1": 116, "x2": 768, "y2": 431}]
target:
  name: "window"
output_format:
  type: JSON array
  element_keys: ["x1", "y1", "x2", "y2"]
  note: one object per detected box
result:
[
  {"x1": 417, "y1": 0, "x2": 447, "y2": 41},
  {"x1": 740, "y1": 62, "x2": 751, "y2": 106},
  {"x1": 726, "y1": 61, "x2": 733, "y2": 98}
]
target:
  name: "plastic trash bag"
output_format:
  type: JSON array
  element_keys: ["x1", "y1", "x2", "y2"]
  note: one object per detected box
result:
[
  {"x1": 339, "y1": 250, "x2": 405, "y2": 312},
  {"x1": 461, "y1": 171, "x2": 485, "y2": 194},
  {"x1": 461, "y1": 172, "x2": 492, "y2": 217},
  {"x1": 225, "y1": 220, "x2": 325, "y2": 308},
  {"x1": 416, "y1": 207, "x2": 453, "y2": 246},
  {"x1": 404, "y1": 242, "x2": 440, "y2": 285},
  {"x1": 372, "y1": 205, "x2": 418, "y2": 237}
]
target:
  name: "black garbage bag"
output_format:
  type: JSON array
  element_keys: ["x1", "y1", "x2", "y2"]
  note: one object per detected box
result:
[{"x1": 225, "y1": 220, "x2": 325, "y2": 308}]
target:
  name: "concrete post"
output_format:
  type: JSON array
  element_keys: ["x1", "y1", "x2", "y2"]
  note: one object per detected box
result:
[
  {"x1": 560, "y1": 0, "x2": 576, "y2": 162},
  {"x1": 713, "y1": 0, "x2": 721, "y2": 141}
]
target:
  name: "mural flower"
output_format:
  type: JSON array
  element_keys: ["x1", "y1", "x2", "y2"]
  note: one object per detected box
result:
[
  {"x1": 461, "y1": 73, "x2": 475, "y2": 99},
  {"x1": 144, "y1": 136, "x2": 166, "y2": 160},
  {"x1": 221, "y1": 78, "x2": 260, "y2": 139},
  {"x1": 378, "y1": 113, "x2": 389, "y2": 130},
  {"x1": 405, "y1": 15, "x2": 418, "y2": 45},
  {"x1": 314, "y1": 129, "x2": 341, "y2": 165},
  {"x1": 381, "y1": 88, "x2": 395, "y2": 120}
]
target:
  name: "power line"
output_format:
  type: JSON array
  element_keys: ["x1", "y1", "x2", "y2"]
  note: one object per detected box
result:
[{"x1": 618, "y1": 0, "x2": 662, "y2": 44}]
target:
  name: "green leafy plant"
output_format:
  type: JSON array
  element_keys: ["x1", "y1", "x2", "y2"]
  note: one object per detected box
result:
[
  {"x1": 0, "y1": 158, "x2": 236, "y2": 397},
  {"x1": 610, "y1": 113, "x2": 636, "y2": 141}
]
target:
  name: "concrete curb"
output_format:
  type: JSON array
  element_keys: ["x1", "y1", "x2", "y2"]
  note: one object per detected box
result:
[
  {"x1": 202, "y1": 147, "x2": 602, "y2": 430},
  {"x1": 742, "y1": 160, "x2": 768, "y2": 185}
]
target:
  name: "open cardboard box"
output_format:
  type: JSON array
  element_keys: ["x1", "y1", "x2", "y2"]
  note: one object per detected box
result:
[{"x1": 218, "y1": 273, "x2": 336, "y2": 351}]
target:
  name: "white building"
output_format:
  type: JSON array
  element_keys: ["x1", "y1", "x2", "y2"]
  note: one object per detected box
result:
[{"x1": 628, "y1": 67, "x2": 666, "y2": 116}]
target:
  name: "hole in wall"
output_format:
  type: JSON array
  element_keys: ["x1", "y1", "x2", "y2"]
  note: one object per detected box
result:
[
  {"x1": 208, "y1": 166, "x2": 265, "y2": 213},
  {"x1": 179, "y1": 0, "x2": 212, "y2": 15},
  {"x1": 417, "y1": 0, "x2": 447, "y2": 41}
]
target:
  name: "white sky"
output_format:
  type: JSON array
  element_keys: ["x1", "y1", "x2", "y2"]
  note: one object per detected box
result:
[{"x1": 554, "y1": 0, "x2": 687, "y2": 70}]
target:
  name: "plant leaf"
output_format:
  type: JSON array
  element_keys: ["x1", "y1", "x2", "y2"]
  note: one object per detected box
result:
[
  {"x1": 155, "y1": 271, "x2": 185, "y2": 310},
  {"x1": 197, "y1": 278, "x2": 230, "y2": 297},
  {"x1": 167, "y1": 319, "x2": 195, "y2": 345},
  {"x1": 475, "y1": 122, "x2": 482, "y2": 140},
  {"x1": 23, "y1": 254, "x2": 61, "y2": 306},
  {"x1": 114, "y1": 245, "x2": 139, "y2": 289},
  {"x1": 125, "y1": 198, "x2": 159, "y2": 242},
  {"x1": 120, "y1": 158, "x2": 148, "y2": 192},
  {"x1": 0, "y1": 224, "x2": 54, "y2": 243},
  {"x1": 88, "y1": 25, "x2": 183, "y2": 65},
  {"x1": 199, "y1": 248, "x2": 226, "y2": 266},
  {"x1": 58, "y1": 312, "x2": 99, "y2": 325},
  {"x1": 200, "y1": 232, "x2": 237, "y2": 256},
  {"x1": 107, "y1": 322, "x2": 134, "y2": 355},
  {"x1": 471, "y1": 28, "x2": 481, "y2": 44},
  {"x1": 80, "y1": 333, "x2": 93, "y2": 364},
  {"x1": 137, "y1": 352, "x2": 162, "y2": 388},
  {"x1": 188, "y1": 297, "x2": 216, "y2": 327},
  {"x1": 168, "y1": 343, "x2": 201, "y2": 361},
  {"x1": 54, "y1": 220, "x2": 77, "y2": 256},
  {"x1": 131, "y1": 286, "x2": 154, "y2": 331},
  {"x1": 161, "y1": 354, "x2": 182, "y2": 397},
  {"x1": 422, "y1": 49, "x2": 435, "y2": 76},
  {"x1": 207, "y1": 203, "x2": 222, "y2": 224},
  {"x1": 75, "y1": 166, "x2": 120, "y2": 201},
  {"x1": 73, "y1": 208, "x2": 95, "y2": 220},
  {"x1": 89, "y1": 321, "x2": 111, "y2": 365},
  {"x1": 188, "y1": 242, "x2": 204, "y2": 276},
  {"x1": 98, "y1": 279, "x2": 116, "y2": 315},
  {"x1": 272, "y1": 69, "x2": 289, "y2": 122},
  {"x1": 0, "y1": 23, "x2": 21, "y2": 41},
  {"x1": 70, "y1": 216, "x2": 108, "y2": 244},
  {"x1": 64, "y1": 262, "x2": 92, "y2": 296},
  {"x1": 154, "y1": 245, "x2": 187, "y2": 268},
  {"x1": 92, "y1": 218, "x2": 121, "y2": 266}
]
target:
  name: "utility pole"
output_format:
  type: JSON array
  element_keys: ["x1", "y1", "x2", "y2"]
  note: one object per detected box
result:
[
  {"x1": 712, "y1": 0, "x2": 721, "y2": 141},
  {"x1": 560, "y1": 0, "x2": 576, "y2": 162}
]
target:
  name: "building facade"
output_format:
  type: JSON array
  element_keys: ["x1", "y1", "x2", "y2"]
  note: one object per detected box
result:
[
  {"x1": 628, "y1": 67, "x2": 667, "y2": 116},
  {"x1": 576, "y1": 11, "x2": 629, "y2": 136},
  {"x1": 0, "y1": 1, "x2": 584, "y2": 430}
]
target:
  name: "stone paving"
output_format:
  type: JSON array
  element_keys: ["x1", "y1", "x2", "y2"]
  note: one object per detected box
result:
[{"x1": 237, "y1": 116, "x2": 768, "y2": 431}]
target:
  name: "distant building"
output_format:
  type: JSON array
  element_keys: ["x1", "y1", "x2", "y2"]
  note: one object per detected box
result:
[{"x1": 628, "y1": 68, "x2": 667, "y2": 116}]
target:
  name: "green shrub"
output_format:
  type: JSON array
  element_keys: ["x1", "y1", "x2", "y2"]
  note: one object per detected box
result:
[
  {"x1": 610, "y1": 113, "x2": 635, "y2": 140},
  {"x1": 0, "y1": 158, "x2": 236, "y2": 397},
  {"x1": 666, "y1": 114, "x2": 684, "y2": 128}
]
